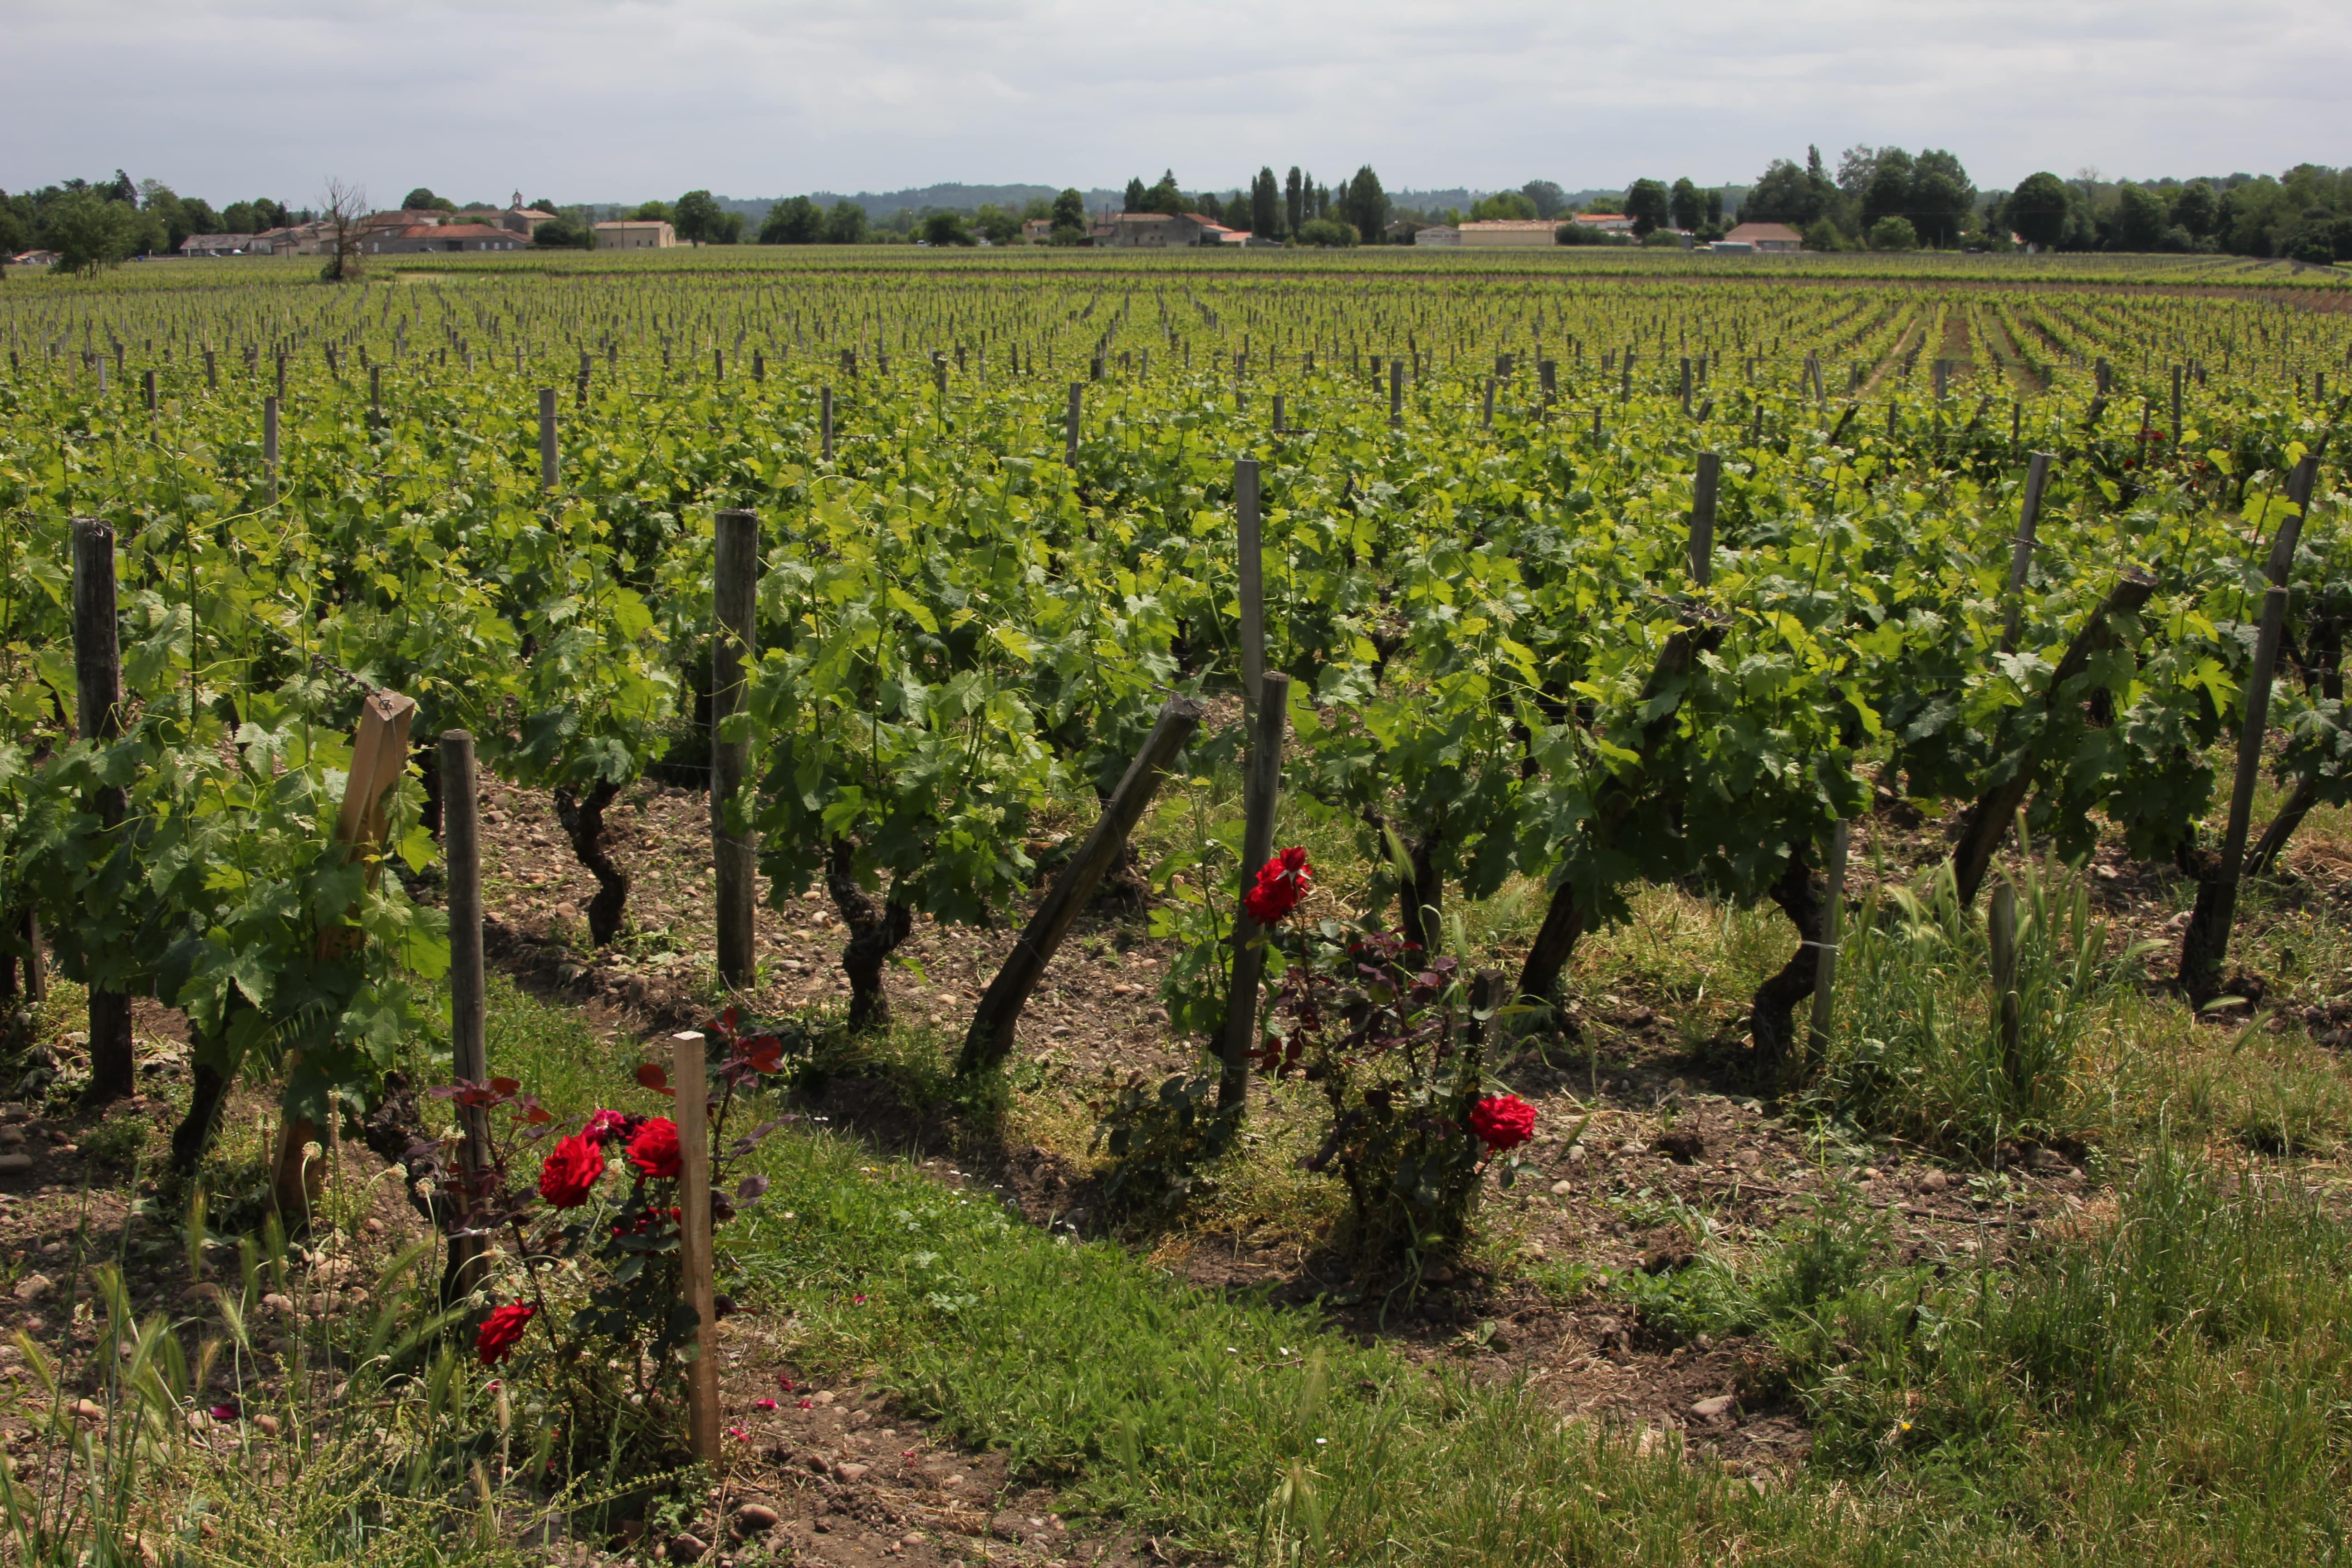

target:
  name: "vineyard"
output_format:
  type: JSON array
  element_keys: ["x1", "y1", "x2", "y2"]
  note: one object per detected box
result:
[{"x1": 1, "y1": 251, "x2": 2351, "y2": 1566}]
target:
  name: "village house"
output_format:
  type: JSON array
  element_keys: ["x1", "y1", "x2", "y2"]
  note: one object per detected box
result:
[
  {"x1": 178, "y1": 232, "x2": 260, "y2": 257},
  {"x1": 1092, "y1": 211, "x2": 1220, "y2": 247},
  {"x1": 1414, "y1": 225, "x2": 1461, "y2": 246},
  {"x1": 1571, "y1": 212, "x2": 1637, "y2": 233}
]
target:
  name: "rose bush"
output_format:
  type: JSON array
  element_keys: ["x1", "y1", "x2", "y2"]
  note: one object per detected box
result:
[{"x1": 423, "y1": 1007, "x2": 808, "y2": 1468}]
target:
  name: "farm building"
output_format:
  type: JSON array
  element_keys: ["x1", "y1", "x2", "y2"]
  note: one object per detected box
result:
[
  {"x1": 178, "y1": 233, "x2": 261, "y2": 257},
  {"x1": 368, "y1": 223, "x2": 531, "y2": 254},
  {"x1": 1415, "y1": 225, "x2": 1461, "y2": 246},
  {"x1": 1458, "y1": 220, "x2": 1559, "y2": 248},
  {"x1": 1570, "y1": 213, "x2": 1637, "y2": 234},
  {"x1": 593, "y1": 220, "x2": 677, "y2": 250},
  {"x1": 1093, "y1": 212, "x2": 1220, "y2": 248},
  {"x1": 1724, "y1": 222, "x2": 1804, "y2": 252}
]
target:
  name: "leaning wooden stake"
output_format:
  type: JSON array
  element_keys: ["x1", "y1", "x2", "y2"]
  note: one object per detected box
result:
[
  {"x1": 712, "y1": 510, "x2": 760, "y2": 992},
  {"x1": 275, "y1": 687, "x2": 416, "y2": 1219},
  {"x1": 958, "y1": 696, "x2": 1205, "y2": 1073},
  {"x1": 538, "y1": 388, "x2": 558, "y2": 490},
  {"x1": 1949, "y1": 566, "x2": 2160, "y2": 908},
  {"x1": 2178, "y1": 456, "x2": 2317, "y2": 1002},
  {"x1": 72, "y1": 518, "x2": 132, "y2": 1102},
  {"x1": 442, "y1": 729, "x2": 490, "y2": 1307},
  {"x1": 2001, "y1": 453, "x2": 2054, "y2": 652},
  {"x1": 1689, "y1": 454, "x2": 1720, "y2": 588},
  {"x1": 1219, "y1": 671, "x2": 1291, "y2": 1112},
  {"x1": 672, "y1": 1029, "x2": 722, "y2": 1464}
]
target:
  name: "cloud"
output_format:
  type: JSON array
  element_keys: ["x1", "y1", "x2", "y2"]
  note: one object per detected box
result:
[{"x1": 3, "y1": 0, "x2": 2344, "y2": 204}]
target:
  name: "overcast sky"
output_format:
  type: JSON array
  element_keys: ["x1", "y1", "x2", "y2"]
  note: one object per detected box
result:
[{"x1": 7, "y1": 0, "x2": 2346, "y2": 207}]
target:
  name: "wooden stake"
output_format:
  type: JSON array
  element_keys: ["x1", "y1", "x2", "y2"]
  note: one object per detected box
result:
[
  {"x1": 1219, "y1": 671, "x2": 1290, "y2": 1111},
  {"x1": 958, "y1": 696, "x2": 1205, "y2": 1073},
  {"x1": 442, "y1": 729, "x2": 490, "y2": 1306},
  {"x1": 1235, "y1": 458, "x2": 1264, "y2": 715},
  {"x1": 263, "y1": 395, "x2": 279, "y2": 506},
  {"x1": 72, "y1": 519, "x2": 132, "y2": 1102},
  {"x1": 1808, "y1": 819, "x2": 1848, "y2": 1057},
  {"x1": 712, "y1": 509, "x2": 759, "y2": 992},
  {"x1": 1689, "y1": 453, "x2": 1719, "y2": 588},
  {"x1": 538, "y1": 387, "x2": 558, "y2": 490},
  {"x1": 672, "y1": 1029, "x2": 722, "y2": 1464},
  {"x1": 1989, "y1": 877, "x2": 2022, "y2": 1083},
  {"x1": 1066, "y1": 382, "x2": 1082, "y2": 466},
  {"x1": 821, "y1": 385, "x2": 834, "y2": 461},
  {"x1": 2001, "y1": 452, "x2": 2054, "y2": 652}
]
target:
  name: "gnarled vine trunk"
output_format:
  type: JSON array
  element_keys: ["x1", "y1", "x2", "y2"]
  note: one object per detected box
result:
[
  {"x1": 553, "y1": 781, "x2": 628, "y2": 946},
  {"x1": 1749, "y1": 846, "x2": 1823, "y2": 1064},
  {"x1": 827, "y1": 840, "x2": 914, "y2": 1032}
]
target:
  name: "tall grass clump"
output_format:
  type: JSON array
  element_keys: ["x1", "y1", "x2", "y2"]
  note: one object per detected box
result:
[{"x1": 1806, "y1": 858, "x2": 2147, "y2": 1153}]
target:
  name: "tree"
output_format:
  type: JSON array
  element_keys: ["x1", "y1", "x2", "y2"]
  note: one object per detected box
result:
[
  {"x1": 1862, "y1": 154, "x2": 1914, "y2": 228},
  {"x1": 823, "y1": 200, "x2": 868, "y2": 245},
  {"x1": 1123, "y1": 177, "x2": 1147, "y2": 213},
  {"x1": 1471, "y1": 191, "x2": 1537, "y2": 220},
  {"x1": 1910, "y1": 172, "x2": 1968, "y2": 247},
  {"x1": 528, "y1": 197, "x2": 560, "y2": 215},
  {"x1": 1251, "y1": 167, "x2": 1280, "y2": 237},
  {"x1": 2171, "y1": 181, "x2": 2217, "y2": 238},
  {"x1": 48, "y1": 190, "x2": 137, "y2": 274},
  {"x1": 1624, "y1": 178, "x2": 1671, "y2": 236},
  {"x1": 1141, "y1": 171, "x2": 1187, "y2": 216},
  {"x1": 1296, "y1": 217, "x2": 1356, "y2": 248},
  {"x1": 760, "y1": 196, "x2": 823, "y2": 244},
  {"x1": 673, "y1": 190, "x2": 725, "y2": 245},
  {"x1": 1194, "y1": 191, "x2": 1225, "y2": 225},
  {"x1": 1705, "y1": 188, "x2": 1724, "y2": 227},
  {"x1": 1669, "y1": 177, "x2": 1700, "y2": 230},
  {"x1": 1867, "y1": 215, "x2": 1918, "y2": 250},
  {"x1": 1286, "y1": 167, "x2": 1305, "y2": 234},
  {"x1": 1834, "y1": 145, "x2": 1880, "y2": 199},
  {"x1": 1744, "y1": 159, "x2": 1825, "y2": 226},
  {"x1": 401, "y1": 187, "x2": 454, "y2": 212},
  {"x1": 1522, "y1": 179, "x2": 1566, "y2": 219},
  {"x1": 2006, "y1": 172, "x2": 2070, "y2": 249},
  {"x1": 1343, "y1": 165, "x2": 1388, "y2": 243},
  {"x1": 137, "y1": 179, "x2": 195, "y2": 249},
  {"x1": 2112, "y1": 184, "x2": 2169, "y2": 250},
  {"x1": 920, "y1": 211, "x2": 977, "y2": 246},
  {"x1": 318, "y1": 177, "x2": 367, "y2": 282},
  {"x1": 974, "y1": 203, "x2": 1021, "y2": 244},
  {"x1": 1050, "y1": 187, "x2": 1086, "y2": 239}
]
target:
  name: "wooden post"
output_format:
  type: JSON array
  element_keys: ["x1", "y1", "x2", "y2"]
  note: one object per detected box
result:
[
  {"x1": 538, "y1": 388, "x2": 558, "y2": 491},
  {"x1": 263, "y1": 395, "x2": 279, "y2": 506},
  {"x1": 1808, "y1": 818, "x2": 1849, "y2": 1056},
  {"x1": 1389, "y1": 358, "x2": 1403, "y2": 428},
  {"x1": 821, "y1": 385, "x2": 834, "y2": 461},
  {"x1": 1989, "y1": 878, "x2": 2022, "y2": 1083},
  {"x1": 1621, "y1": 355, "x2": 1633, "y2": 403},
  {"x1": 1219, "y1": 671, "x2": 1290, "y2": 1112},
  {"x1": 2001, "y1": 452, "x2": 2054, "y2": 652},
  {"x1": 1235, "y1": 458, "x2": 1264, "y2": 715},
  {"x1": 1482, "y1": 377, "x2": 1495, "y2": 429},
  {"x1": 712, "y1": 509, "x2": 759, "y2": 992},
  {"x1": 369, "y1": 364, "x2": 381, "y2": 417},
  {"x1": 2179, "y1": 456, "x2": 2317, "y2": 1001},
  {"x1": 1679, "y1": 356, "x2": 1692, "y2": 414},
  {"x1": 274, "y1": 353, "x2": 287, "y2": 402},
  {"x1": 1066, "y1": 383, "x2": 1082, "y2": 466},
  {"x1": 1689, "y1": 453, "x2": 1720, "y2": 588},
  {"x1": 441, "y1": 730, "x2": 490, "y2": 1307},
  {"x1": 958, "y1": 697, "x2": 1205, "y2": 1073},
  {"x1": 205, "y1": 348, "x2": 216, "y2": 391},
  {"x1": 72, "y1": 519, "x2": 133, "y2": 1102},
  {"x1": 2171, "y1": 364, "x2": 2184, "y2": 446},
  {"x1": 672, "y1": 1029, "x2": 722, "y2": 1464},
  {"x1": 142, "y1": 368, "x2": 156, "y2": 413}
]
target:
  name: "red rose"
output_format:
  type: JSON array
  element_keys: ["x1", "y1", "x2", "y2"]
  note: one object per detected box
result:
[
  {"x1": 1469, "y1": 1093, "x2": 1536, "y2": 1153},
  {"x1": 1242, "y1": 847, "x2": 1313, "y2": 926},
  {"x1": 475, "y1": 1300, "x2": 535, "y2": 1367},
  {"x1": 581, "y1": 1108, "x2": 630, "y2": 1146},
  {"x1": 627, "y1": 1117, "x2": 683, "y2": 1181},
  {"x1": 537, "y1": 1132, "x2": 606, "y2": 1209}
]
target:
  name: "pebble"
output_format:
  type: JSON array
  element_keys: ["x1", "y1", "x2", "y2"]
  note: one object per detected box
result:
[
  {"x1": 261, "y1": 1293, "x2": 294, "y2": 1315},
  {"x1": 1690, "y1": 1394, "x2": 1735, "y2": 1419},
  {"x1": 363, "y1": 1217, "x2": 384, "y2": 1235},
  {"x1": 254, "y1": 1415, "x2": 279, "y2": 1436},
  {"x1": 1566, "y1": 1145, "x2": 1587, "y2": 1164},
  {"x1": 0, "y1": 1154, "x2": 33, "y2": 1174},
  {"x1": 834, "y1": 1462, "x2": 871, "y2": 1481},
  {"x1": 902, "y1": 1532, "x2": 926, "y2": 1546},
  {"x1": 812, "y1": 1390, "x2": 835, "y2": 1405},
  {"x1": 666, "y1": 1533, "x2": 708, "y2": 1563},
  {"x1": 74, "y1": 1398, "x2": 105, "y2": 1423},
  {"x1": 1549, "y1": 1179, "x2": 1575, "y2": 1196},
  {"x1": 14, "y1": 1273, "x2": 54, "y2": 1302},
  {"x1": 732, "y1": 1503, "x2": 780, "y2": 1535},
  {"x1": 1919, "y1": 1170, "x2": 1950, "y2": 1191}
]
